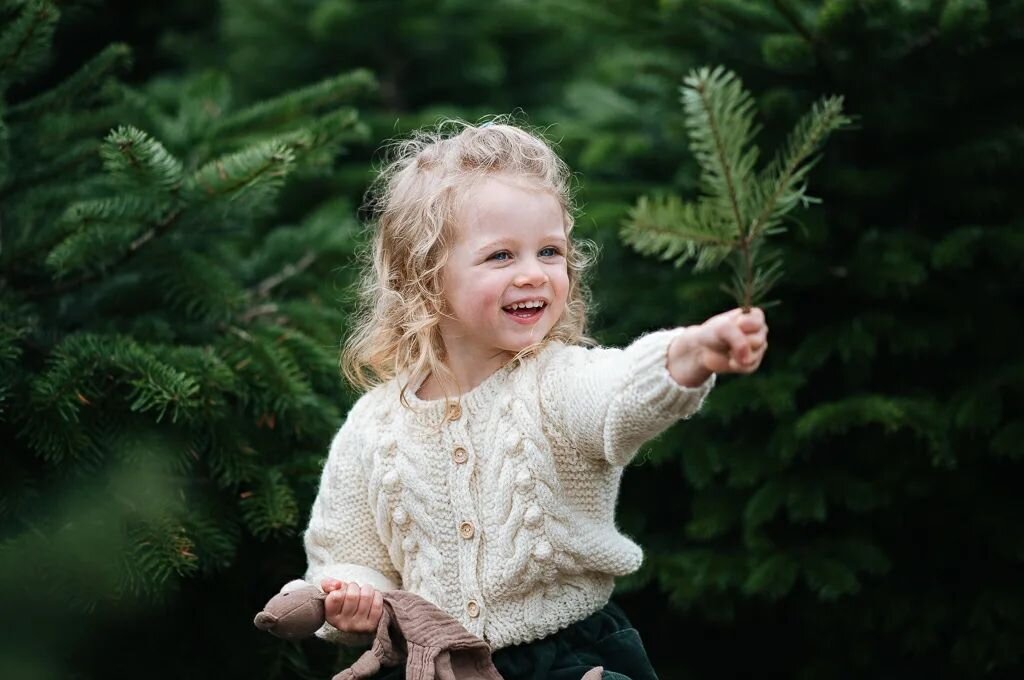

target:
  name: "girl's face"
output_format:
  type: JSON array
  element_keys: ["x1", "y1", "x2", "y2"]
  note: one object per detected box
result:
[{"x1": 439, "y1": 175, "x2": 570, "y2": 367}]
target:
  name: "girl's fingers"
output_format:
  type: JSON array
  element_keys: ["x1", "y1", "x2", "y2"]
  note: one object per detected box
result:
[
  {"x1": 748, "y1": 330, "x2": 768, "y2": 352},
  {"x1": 357, "y1": 584, "x2": 375, "y2": 617},
  {"x1": 368, "y1": 590, "x2": 384, "y2": 627},
  {"x1": 700, "y1": 349, "x2": 733, "y2": 374},
  {"x1": 321, "y1": 578, "x2": 344, "y2": 592},
  {"x1": 717, "y1": 322, "x2": 751, "y2": 363},
  {"x1": 340, "y1": 582, "x2": 361, "y2": 618},
  {"x1": 325, "y1": 590, "x2": 344, "y2": 617}
]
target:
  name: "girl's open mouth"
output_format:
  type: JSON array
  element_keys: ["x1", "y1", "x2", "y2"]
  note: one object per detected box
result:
[{"x1": 502, "y1": 301, "x2": 547, "y2": 323}]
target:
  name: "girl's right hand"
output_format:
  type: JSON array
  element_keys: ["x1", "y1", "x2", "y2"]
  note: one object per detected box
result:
[{"x1": 321, "y1": 578, "x2": 385, "y2": 634}]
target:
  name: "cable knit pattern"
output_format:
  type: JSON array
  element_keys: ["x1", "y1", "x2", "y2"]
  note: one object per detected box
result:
[{"x1": 302, "y1": 327, "x2": 715, "y2": 650}]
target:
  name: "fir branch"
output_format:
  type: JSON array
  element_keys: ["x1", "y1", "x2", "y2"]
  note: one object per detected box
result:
[
  {"x1": 0, "y1": 0, "x2": 58, "y2": 91},
  {"x1": 7, "y1": 42, "x2": 132, "y2": 119},
  {"x1": 254, "y1": 249, "x2": 316, "y2": 298},
  {"x1": 44, "y1": 195, "x2": 170, "y2": 277},
  {"x1": 186, "y1": 140, "x2": 296, "y2": 218},
  {"x1": 236, "y1": 249, "x2": 318, "y2": 323},
  {"x1": 770, "y1": 0, "x2": 816, "y2": 49},
  {"x1": 794, "y1": 394, "x2": 952, "y2": 467},
  {"x1": 201, "y1": 422, "x2": 261, "y2": 489},
  {"x1": 239, "y1": 467, "x2": 299, "y2": 539},
  {"x1": 682, "y1": 66, "x2": 761, "y2": 234},
  {"x1": 121, "y1": 515, "x2": 200, "y2": 599},
  {"x1": 621, "y1": 194, "x2": 736, "y2": 270},
  {"x1": 101, "y1": 125, "x2": 184, "y2": 192},
  {"x1": 623, "y1": 65, "x2": 849, "y2": 309},
  {"x1": 0, "y1": 137, "x2": 100, "y2": 198},
  {"x1": 155, "y1": 250, "x2": 246, "y2": 323},
  {"x1": 24, "y1": 333, "x2": 208, "y2": 466},
  {"x1": 751, "y1": 95, "x2": 851, "y2": 236},
  {"x1": 25, "y1": 206, "x2": 182, "y2": 298},
  {"x1": 208, "y1": 69, "x2": 375, "y2": 139}
]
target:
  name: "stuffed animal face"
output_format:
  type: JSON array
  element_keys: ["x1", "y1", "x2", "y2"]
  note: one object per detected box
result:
[{"x1": 253, "y1": 580, "x2": 327, "y2": 641}]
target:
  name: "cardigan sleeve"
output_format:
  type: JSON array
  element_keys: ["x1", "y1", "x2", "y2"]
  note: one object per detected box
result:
[
  {"x1": 302, "y1": 409, "x2": 402, "y2": 646},
  {"x1": 538, "y1": 327, "x2": 716, "y2": 467}
]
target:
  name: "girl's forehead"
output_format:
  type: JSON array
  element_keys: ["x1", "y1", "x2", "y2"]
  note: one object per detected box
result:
[{"x1": 454, "y1": 175, "x2": 564, "y2": 239}]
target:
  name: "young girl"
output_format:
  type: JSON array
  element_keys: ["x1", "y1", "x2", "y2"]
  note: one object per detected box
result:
[{"x1": 302, "y1": 119, "x2": 768, "y2": 679}]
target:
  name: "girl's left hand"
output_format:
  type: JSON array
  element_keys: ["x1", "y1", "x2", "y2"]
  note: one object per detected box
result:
[
  {"x1": 668, "y1": 307, "x2": 768, "y2": 386},
  {"x1": 695, "y1": 306, "x2": 768, "y2": 374}
]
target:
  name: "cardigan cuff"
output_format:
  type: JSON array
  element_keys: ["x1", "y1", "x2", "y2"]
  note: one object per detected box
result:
[
  {"x1": 604, "y1": 328, "x2": 716, "y2": 466},
  {"x1": 629, "y1": 327, "x2": 716, "y2": 417}
]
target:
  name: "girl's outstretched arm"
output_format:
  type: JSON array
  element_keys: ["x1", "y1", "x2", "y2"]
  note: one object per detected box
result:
[
  {"x1": 537, "y1": 327, "x2": 716, "y2": 467},
  {"x1": 538, "y1": 307, "x2": 767, "y2": 467}
]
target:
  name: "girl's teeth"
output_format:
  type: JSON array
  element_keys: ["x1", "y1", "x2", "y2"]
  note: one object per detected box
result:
[{"x1": 505, "y1": 301, "x2": 545, "y2": 311}]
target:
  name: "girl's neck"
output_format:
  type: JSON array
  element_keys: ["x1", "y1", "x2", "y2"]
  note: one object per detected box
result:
[{"x1": 416, "y1": 349, "x2": 514, "y2": 401}]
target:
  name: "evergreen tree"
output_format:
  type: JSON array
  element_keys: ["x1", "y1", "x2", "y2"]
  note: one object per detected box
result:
[
  {"x1": 0, "y1": 1, "x2": 376, "y2": 677},
  {"x1": 574, "y1": 2, "x2": 1024, "y2": 678}
]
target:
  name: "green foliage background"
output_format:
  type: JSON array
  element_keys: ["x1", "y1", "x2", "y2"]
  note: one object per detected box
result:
[{"x1": 1, "y1": 1, "x2": 1022, "y2": 679}]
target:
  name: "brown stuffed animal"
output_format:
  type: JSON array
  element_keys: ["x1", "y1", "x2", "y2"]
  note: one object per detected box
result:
[{"x1": 253, "y1": 579, "x2": 327, "y2": 641}]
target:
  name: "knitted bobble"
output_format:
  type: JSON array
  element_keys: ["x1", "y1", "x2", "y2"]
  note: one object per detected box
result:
[
  {"x1": 393, "y1": 505, "x2": 409, "y2": 526},
  {"x1": 382, "y1": 469, "x2": 400, "y2": 490},
  {"x1": 524, "y1": 505, "x2": 543, "y2": 528},
  {"x1": 514, "y1": 468, "x2": 534, "y2": 491}
]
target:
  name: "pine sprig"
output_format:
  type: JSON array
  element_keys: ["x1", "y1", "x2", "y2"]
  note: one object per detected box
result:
[
  {"x1": 621, "y1": 65, "x2": 852, "y2": 310},
  {"x1": 681, "y1": 66, "x2": 762, "y2": 232},
  {"x1": 186, "y1": 140, "x2": 296, "y2": 218},
  {"x1": 623, "y1": 194, "x2": 735, "y2": 270},
  {"x1": 101, "y1": 125, "x2": 184, "y2": 192},
  {"x1": 752, "y1": 95, "x2": 850, "y2": 233}
]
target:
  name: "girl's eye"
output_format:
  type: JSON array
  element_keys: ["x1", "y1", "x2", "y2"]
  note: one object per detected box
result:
[
  {"x1": 539, "y1": 247, "x2": 562, "y2": 257},
  {"x1": 489, "y1": 251, "x2": 511, "y2": 261}
]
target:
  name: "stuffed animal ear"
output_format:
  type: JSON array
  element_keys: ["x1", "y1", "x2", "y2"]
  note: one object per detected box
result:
[
  {"x1": 254, "y1": 583, "x2": 327, "y2": 640},
  {"x1": 280, "y1": 578, "x2": 312, "y2": 594}
]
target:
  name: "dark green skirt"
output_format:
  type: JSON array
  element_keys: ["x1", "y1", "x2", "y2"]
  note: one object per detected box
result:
[{"x1": 373, "y1": 599, "x2": 659, "y2": 680}]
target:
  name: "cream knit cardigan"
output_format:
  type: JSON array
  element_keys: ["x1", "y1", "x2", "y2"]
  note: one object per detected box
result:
[{"x1": 302, "y1": 327, "x2": 716, "y2": 650}]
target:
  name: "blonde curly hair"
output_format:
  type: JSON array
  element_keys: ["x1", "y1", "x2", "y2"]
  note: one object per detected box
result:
[{"x1": 341, "y1": 116, "x2": 598, "y2": 407}]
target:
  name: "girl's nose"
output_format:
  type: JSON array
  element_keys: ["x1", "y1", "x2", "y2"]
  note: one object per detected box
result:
[{"x1": 514, "y1": 261, "x2": 548, "y2": 287}]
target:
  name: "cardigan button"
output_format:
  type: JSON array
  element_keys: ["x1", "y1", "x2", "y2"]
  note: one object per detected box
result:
[
  {"x1": 452, "y1": 446, "x2": 468, "y2": 464},
  {"x1": 447, "y1": 402, "x2": 462, "y2": 421},
  {"x1": 458, "y1": 521, "x2": 475, "y2": 540},
  {"x1": 467, "y1": 600, "x2": 480, "y2": 618}
]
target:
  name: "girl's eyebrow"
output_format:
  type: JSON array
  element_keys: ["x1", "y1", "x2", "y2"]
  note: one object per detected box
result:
[{"x1": 474, "y1": 234, "x2": 567, "y2": 256}]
